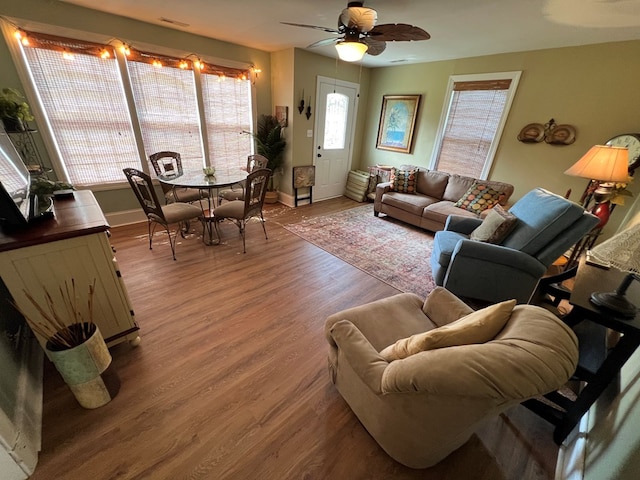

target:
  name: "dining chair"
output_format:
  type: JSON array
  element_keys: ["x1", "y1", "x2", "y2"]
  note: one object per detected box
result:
[
  {"x1": 219, "y1": 154, "x2": 270, "y2": 203},
  {"x1": 148, "y1": 151, "x2": 207, "y2": 204},
  {"x1": 123, "y1": 168, "x2": 203, "y2": 260},
  {"x1": 213, "y1": 168, "x2": 272, "y2": 253}
]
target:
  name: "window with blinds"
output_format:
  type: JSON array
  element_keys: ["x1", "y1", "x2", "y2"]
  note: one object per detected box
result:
[
  {"x1": 127, "y1": 53, "x2": 205, "y2": 173},
  {"x1": 432, "y1": 73, "x2": 521, "y2": 179},
  {"x1": 22, "y1": 34, "x2": 139, "y2": 186},
  {"x1": 18, "y1": 31, "x2": 253, "y2": 186},
  {"x1": 201, "y1": 72, "x2": 253, "y2": 175}
]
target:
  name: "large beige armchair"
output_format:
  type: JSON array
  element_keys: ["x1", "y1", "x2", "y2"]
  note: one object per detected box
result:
[{"x1": 324, "y1": 287, "x2": 578, "y2": 468}]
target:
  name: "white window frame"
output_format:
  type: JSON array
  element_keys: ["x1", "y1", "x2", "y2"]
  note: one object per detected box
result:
[{"x1": 429, "y1": 71, "x2": 521, "y2": 180}]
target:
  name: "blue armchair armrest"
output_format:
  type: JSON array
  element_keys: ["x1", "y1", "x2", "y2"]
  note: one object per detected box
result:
[{"x1": 444, "y1": 215, "x2": 483, "y2": 235}]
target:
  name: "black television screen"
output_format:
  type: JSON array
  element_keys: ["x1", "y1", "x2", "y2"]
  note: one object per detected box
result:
[{"x1": 0, "y1": 131, "x2": 32, "y2": 228}]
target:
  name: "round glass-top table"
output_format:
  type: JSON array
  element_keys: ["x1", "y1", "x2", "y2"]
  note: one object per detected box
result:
[
  {"x1": 158, "y1": 170, "x2": 247, "y2": 190},
  {"x1": 158, "y1": 170, "x2": 247, "y2": 245}
]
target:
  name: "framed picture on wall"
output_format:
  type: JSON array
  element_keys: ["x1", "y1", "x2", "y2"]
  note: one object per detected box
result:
[
  {"x1": 376, "y1": 95, "x2": 421, "y2": 153},
  {"x1": 275, "y1": 105, "x2": 288, "y2": 127}
]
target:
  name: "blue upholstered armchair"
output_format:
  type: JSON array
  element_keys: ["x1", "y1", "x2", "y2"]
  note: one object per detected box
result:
[{"x1": 430, "y1": 188, "x2": 599, "y2": 304}]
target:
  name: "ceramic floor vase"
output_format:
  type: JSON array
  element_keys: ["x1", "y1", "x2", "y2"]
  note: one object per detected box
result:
[{"x1": 46, "y1": 323, "x2": 120, "y2": 409}]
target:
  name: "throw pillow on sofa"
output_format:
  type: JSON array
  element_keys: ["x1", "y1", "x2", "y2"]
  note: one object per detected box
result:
[
  {"x1": 470, "y1": 204, "x2": 518, "y2": 244},
  {"x1": 379, "y1": 299, "x2": 516, "y2": 361},
  {"x1": 389, "y1": 167, "x2": 418, "y2": 194},
  {"x1": 454, "y1": 182, "x2": 505, "y2": 213}
]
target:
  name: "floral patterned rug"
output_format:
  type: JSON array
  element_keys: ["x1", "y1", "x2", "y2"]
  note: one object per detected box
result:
[{"x1": 282, "y1": 204, "x2": 436, "y2": 298}]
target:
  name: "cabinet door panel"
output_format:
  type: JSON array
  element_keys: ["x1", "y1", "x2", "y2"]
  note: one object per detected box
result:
[{"x1": 0, "y1": 233, "x2": 136, "y2": 350}]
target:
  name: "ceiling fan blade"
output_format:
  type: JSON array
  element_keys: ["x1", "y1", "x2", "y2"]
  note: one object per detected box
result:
[
  {"x1": 369, "y1": 23, "x2": 430, "y2": 42},
  {"x1": 362, "y1": 38, "x2": 386, "y2": 56},
  {"x1": 281, "y1": 22, "x2": 341, "y2": 34},
  {"x1": 307, "y1": 37, "x2": 340, "y2": 49}
]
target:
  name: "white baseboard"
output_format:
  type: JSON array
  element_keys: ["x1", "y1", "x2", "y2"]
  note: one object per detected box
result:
[{"x1": 104, "y1": 209, "x2": 146, "y2": 227}]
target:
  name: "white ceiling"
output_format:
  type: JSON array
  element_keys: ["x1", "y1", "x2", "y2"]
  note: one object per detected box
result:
[{"x1": 59, "y1": 0, "x2": 640, "y2": 67}]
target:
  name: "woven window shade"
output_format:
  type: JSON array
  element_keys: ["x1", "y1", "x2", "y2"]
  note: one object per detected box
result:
[
  {"x1": 201, "y1": 73, "x2": 253, "y2": 175},
  {"x1": 127, "y1": 59, "x2": 205, "y2": 172},
  {"x1": 23, "y1": 37, "x2": 139, "y2": 186},
  {"x1": 20, "y1": 30, "x2": 255, "y2": 186},
  {"x1": 436, "y1": 80, "x2": 511, "y2": 178}
]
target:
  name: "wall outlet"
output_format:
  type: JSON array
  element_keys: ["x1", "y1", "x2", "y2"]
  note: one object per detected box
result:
[{"x1": 306, "y1": 130, "x2": 313, "y2": 138}]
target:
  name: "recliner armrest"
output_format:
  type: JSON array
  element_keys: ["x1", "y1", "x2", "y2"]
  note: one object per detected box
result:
[
  {"x1": 422, "y1": 287, "x2": 474, "y2": 327},
  {"x1": 330, "y1": 320, "x2": 388, "y2": 394},
  {"x1": 452, "y1": 239, "x2": 546, "y2": 272},
  {"x1": 444, "y1": 215, "x2": 483, "y2": 235}
]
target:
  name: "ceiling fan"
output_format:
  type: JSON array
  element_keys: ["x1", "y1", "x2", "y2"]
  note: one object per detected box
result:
[{"x1": 282, "y1": 1, "x2": 430, "y2": 62}]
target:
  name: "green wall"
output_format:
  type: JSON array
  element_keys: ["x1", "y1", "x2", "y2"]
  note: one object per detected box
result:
[
  {"x1": 360, "y1": 40, "x2": 640, "y2": 240},
  {"x1": 1, "y1": 0, "x2": 639, "y2": 239}
]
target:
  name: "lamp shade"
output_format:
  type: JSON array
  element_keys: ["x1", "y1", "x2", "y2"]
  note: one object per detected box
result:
[
  {"x1": 335, "y1": 41, "x2": 368, "y2": 62},
  {"x1": 589, "y1": 223, "x2": 640, "y2": 274},
  {"x1": 564, "y1": 145, "x2": 629, "y2": 182}
]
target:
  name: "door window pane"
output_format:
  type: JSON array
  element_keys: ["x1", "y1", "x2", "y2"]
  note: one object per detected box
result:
[{"x1": 323, "y1": 92, "x2": 349, "y2": 150}]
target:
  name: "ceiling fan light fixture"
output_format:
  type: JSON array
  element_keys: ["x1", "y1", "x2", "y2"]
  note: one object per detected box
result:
[{"x1": 335, "y1": 41, "x2": 368, "y2": 62}]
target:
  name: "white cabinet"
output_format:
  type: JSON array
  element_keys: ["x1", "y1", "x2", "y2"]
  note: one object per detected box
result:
[{"x1": 0, "y1": 190, "x2": 139, "y2": 350}]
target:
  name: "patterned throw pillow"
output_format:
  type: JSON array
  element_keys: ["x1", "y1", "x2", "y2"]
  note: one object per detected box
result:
[
  {"x1": 454, "y1": 182, "x2": 504, "y2": 213},
  {"x1": 470, "y1": 204, "x2": 518, "y2": 244},
  {"x1": 389, "y1": 167, "x2": 418, "y2": 194}
]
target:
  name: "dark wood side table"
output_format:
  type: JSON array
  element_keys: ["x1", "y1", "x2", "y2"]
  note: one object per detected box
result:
[{"x1": 523, "y1": 256, "x2": 640, "y2": 444}]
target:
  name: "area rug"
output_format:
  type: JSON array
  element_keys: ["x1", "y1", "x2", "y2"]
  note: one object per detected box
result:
[{"x1": 282, "y1": 204, "x2": 436, "y2": 298}]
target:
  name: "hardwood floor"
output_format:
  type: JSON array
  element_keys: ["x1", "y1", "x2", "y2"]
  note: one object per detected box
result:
[{"x1": 30, "y1": 197, "x2": 559, "y2": 480}]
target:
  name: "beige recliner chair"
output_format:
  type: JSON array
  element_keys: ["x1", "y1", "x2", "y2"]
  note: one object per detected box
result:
[{"x1": 324, "y1": 287, "x2": 578, "y2": 468}]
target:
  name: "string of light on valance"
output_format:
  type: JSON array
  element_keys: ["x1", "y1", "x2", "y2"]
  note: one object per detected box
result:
[{"x1": 14, "y1": 28, "x2": 257, "y2": 81}]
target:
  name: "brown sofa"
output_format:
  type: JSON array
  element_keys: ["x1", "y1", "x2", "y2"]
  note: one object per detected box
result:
[{"x1": 373, "y1": 167, "x2": 514, "y2": 232}]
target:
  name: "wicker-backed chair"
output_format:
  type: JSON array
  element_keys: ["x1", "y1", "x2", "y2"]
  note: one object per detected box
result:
[
  {"x1": 219, "y1": 154, "x2": 269, "y2": 203},
  {"x1": 213, "y1": 168, "x2": 271, "y2": 253},
  {"x1": 149, "y1": 151, "x2": 207, "y2": 204},
  {"x1": 124, "y1": 168, "x2": 202, "y2": 260}
]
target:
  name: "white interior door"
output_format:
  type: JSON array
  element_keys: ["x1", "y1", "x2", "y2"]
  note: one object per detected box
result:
[{"x1": 314, "y1": 77, "x2": 359, "y2": 201}]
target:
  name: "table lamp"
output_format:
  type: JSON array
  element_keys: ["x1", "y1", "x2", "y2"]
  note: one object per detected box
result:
[
  {"x1": 564, "y1": 145, "x2": 630, "y2": 205},
  {"x1": 587, "y1": 223, "x2": 640, "y2": 318}
]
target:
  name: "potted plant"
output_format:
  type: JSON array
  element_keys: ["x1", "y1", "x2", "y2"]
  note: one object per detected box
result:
[
  {"x1": 0, "y1": 87, "x2": 34, "y2": 132},
  {"x1": 12, "y1": 278, "x2": 120, "y2": 409},
  {"x1": 246, "y1": 114, "x2": 287, "y2": 203}
]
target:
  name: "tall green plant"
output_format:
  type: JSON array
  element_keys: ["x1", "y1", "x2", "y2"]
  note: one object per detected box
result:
[{"x1": 248, "y1": 114, "x2": 287, "y2": 189}]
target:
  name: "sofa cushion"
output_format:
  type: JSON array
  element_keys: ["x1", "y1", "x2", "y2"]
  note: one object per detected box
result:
[
  {"x1": 416, "y1": 170, "x2": 450, "y2": 199},
  {"x1": 383, "y1": 192, "x2": 439, "y2": 215},
  {"x1": 423, "y1": 200, "x2": 479, "y2": 226},
  {"x1": 470, "y1": 204, "x2": 518, "y2": 244},
  {"x1": 454, "y1": 182, "x2": 506, "y2": 213},
  {"x1": 379, "y1": 299, "x2": 516, "y2": 361},
  {"x1": 442, "y1": 174, "x2": 477, "y2": 202},
  {"x1": 390, "y1": 167, "x2": 419, "y2": 194}
]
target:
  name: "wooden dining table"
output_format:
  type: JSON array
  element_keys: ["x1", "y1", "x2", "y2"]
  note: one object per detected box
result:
[{"x1": 158, "y1": 169, "x2": 247, "y2": 245}]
